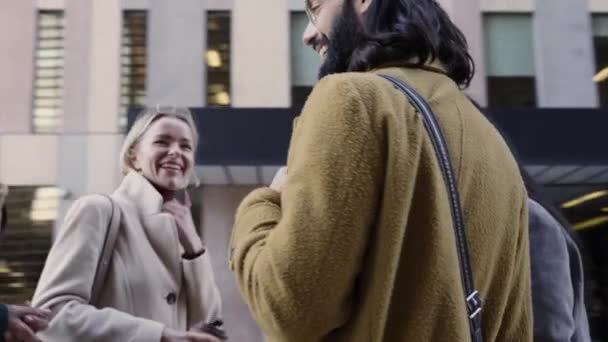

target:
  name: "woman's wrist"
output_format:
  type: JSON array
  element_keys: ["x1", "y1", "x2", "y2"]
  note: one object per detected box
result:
[
  {"x1": 182, "y1": 234, "x2": 204, "y2": 255},
  {"x1": 178, "y1": 227, "x2": 204, "y2": 255},
  {"x1": 182, "y1": 245, "x2": 206, "y2": 260}
]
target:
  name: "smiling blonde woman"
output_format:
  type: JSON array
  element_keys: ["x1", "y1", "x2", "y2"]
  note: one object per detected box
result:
[{"x1": 32, "y1": 107, "x2": 224, "y2": 342}]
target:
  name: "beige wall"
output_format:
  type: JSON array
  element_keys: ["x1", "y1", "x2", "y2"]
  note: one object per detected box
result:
[
  {"x1": 0, "y1": 136, "x2": 59, "y2": 185},
  {"x1": 54, "y1": 0, "x2": 122, "y2": 229},
  {"x1": 200, "y1": 186, "x2": 265, "y2": 342},
  {"x1": 482, "y1": 0, "x2": 607, "y2": 12},
  {"x1": 534, "y1": 0, "x2": 598, "y2": 107},
  {"x1": 37, "y1": 0, "x2": 65, "y2": 9},
  {"x1": 231, "y1": 0, "x2": 290, "y2": 107},
  {"x1": 591, "y1": 0, "x2": 608, "y2": 12},
  {"x1": 0, "y1": 0, "x2": 36, "y2": 134},
  {"x1": 88, "y1": 0, "x2": 122, "y2": 133},
  {"x1": 439, "y1": 0, "x2": 487, "y2": 105},
  {"x1": 147, "y1": 0, "x2": 206, "y2": 107},
  {"x1": 481, "y1": 0, "x2": 534, "y2": 12},
  {"x1": 85, "y1": 135, "x2": 123, "y2": 194}
]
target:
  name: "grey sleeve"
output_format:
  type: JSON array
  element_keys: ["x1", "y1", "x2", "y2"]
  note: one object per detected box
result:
[{"x1": 528, "y1": 199, "x2": 575, "y2": 342}]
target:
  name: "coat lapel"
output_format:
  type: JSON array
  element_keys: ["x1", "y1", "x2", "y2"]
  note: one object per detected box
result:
[{"x1": 114, "y1": 171, "x2": 183, "y2": 287}]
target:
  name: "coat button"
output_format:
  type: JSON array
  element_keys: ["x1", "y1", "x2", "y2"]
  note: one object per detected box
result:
[{"x1": 166, "y1": 292, "x2": 177, "y2": 305}]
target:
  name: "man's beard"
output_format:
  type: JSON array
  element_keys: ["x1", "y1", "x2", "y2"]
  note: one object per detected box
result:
[{"x1": 318, "y1": 1, "x2": 367, "y2": 79}]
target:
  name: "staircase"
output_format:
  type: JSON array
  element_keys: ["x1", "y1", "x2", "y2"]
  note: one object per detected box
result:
[{"x1": 0, "y1": 186, "x2": 60, "y2": 304}]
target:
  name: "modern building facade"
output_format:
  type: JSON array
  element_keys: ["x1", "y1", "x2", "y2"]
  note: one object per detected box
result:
[{"x1": 0, "y1": 0, "x2": 607, "y2": 340}]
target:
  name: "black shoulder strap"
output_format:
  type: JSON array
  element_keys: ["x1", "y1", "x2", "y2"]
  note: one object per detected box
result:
[{"x1": 379, "y1": 74, "x2": 483, "y2": 342}]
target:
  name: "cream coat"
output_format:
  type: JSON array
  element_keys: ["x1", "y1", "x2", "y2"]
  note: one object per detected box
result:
[{"x1": 32, "y1": 171, "x2": 222, "y2": 342}]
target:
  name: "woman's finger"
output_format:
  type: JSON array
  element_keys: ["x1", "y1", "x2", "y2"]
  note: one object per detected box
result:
[
  {"x1": 24, "y1": 315, "x2": 48, "y2": 332},
  {"x1": 11, "y1": 319, "x2": 38, "y2": 342},
  {"x1": 163, "y1": 200, "x2": 184, "y2": 212}
]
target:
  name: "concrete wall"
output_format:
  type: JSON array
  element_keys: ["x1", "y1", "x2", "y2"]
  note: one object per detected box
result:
[
  {"x1": 0, "y1": 0, "x2": 36, "y2": 133},
  {"x1": 482, "y1": 0, "x2": 607, "y2": 12},
  {"x1": 439, "y1": 0, "x2": 487, "y2": 105},
  {"x1": 147, "y1": 0, "x2": 206, "y2": 106},
  {"x1": 534, "y1": 0, "x2": 599, "y2": 107},
  {"x1": 231, "y1": 0, "x2": 290, "y2": 107},
  {"x1": 0, "y1": 136, "x2": 58, "y2": 185}
]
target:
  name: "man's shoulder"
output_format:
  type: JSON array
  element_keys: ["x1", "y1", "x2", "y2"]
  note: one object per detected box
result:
[
  {"x1": 312, "y1": 72, "x2": 392, "y2": 96},
  {"x1": 304, "y1": 71, "x2": 406, "y2": 119}
]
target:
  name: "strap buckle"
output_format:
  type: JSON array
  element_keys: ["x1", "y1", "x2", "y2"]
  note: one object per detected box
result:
[{"x1": 466, "y1": 291, "x2": 482, "y2": 319}]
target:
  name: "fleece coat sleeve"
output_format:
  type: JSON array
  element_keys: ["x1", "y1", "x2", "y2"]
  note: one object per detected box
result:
[{"x1": 230, "y1": 75, "x2": 385, "y2": 341}]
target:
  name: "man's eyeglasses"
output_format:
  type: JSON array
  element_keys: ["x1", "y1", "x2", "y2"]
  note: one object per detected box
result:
[{"x1": 305, "y1": 0, "x2": 320, "y2": 25}]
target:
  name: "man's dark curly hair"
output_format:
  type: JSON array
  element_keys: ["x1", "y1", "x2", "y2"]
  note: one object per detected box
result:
[{"x1": 348, "y1": 0, "x2": 475, "y2": 87}]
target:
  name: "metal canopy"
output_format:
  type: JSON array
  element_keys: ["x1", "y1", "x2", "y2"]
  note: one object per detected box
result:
[{"x1": 129, "y1": 107, "x2": 608, "y2": 185}]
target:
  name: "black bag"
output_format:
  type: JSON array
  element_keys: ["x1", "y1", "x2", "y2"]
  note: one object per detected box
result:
[{"x1": 380, "y1": 75, "x2": 484, "y2": 342}]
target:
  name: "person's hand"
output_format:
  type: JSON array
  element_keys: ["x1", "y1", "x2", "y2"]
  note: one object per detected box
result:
[
  {"x1": 161, "y1": 327, "x2": 222, "y2": 342},
  {"x1": 162, "y1": 192, "x2": 204, "y2": 256},
  {"x1": 190, "y1": 320, "x2": 227, "y2": 340},
  {"x1": 3, "y1": 305, "x2": 51, "y2": 342},
  {"x1": 270, "y1": 167, "x2": 288, "y2": 193}
]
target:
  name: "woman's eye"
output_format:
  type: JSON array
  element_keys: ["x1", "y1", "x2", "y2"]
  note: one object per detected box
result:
[
  {"x1": 154, "y1": 140, "x2": 168, "y2": 146},
  {"x1": 181, "y1": 144, "x2": 192, "y2": 151}
]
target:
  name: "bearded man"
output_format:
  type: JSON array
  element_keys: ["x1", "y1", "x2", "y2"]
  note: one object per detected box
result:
[{"x1": 229, "y1": 1, "x2": 532, "y2": 341}]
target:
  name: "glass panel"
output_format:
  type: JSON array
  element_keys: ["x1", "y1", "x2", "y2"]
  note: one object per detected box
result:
[
  {"x1": 37, "y1": 30, "x2": 63, "y2": 40},
  {"x1": 34, "y1": 98, "x2": 62, "y2": 108},
  {"x1": 35, "y1": 78, "x2": 63, "y2": 88},
  {"x1": 32, "y1": 117, "x2": 62, "y2": 133},
  {"x1": 206, "y1": 11, "x2": 231, "y2": 107},
  {"x1": 483, "y1": 14, "x2": 535, "y2": 77},
  {"x1": 290, "y1": 12, "x2": 321, "y2": 87},
  {"x1": 37, "y1": 39, "x2": 63, "y2": 50},
  {"x1": 593, "y1": 15, "x2": 608, "y2": 37},
  {"x1": 593, "y1": 15, "x2": 608, "y2": 107},
  {"x1": 36, "y1": 49, "x2": 64, "y2": 59},
  {"x1": 35, "y1": 68, "x2": 62, "y2": 79},
  {"x1": 484, "y1": 14, "x2": 536, "y2": 108},
  {"x1": 35, "y1": 59, "x2": 63, "y2": 69},
  {"x1": 120, "y1": 10, "x2": 148, "y2": 131},
  {"x1": 487, "y1": 77, "x2": 536, "y2": 108},
  {"x1": 35, "y1": 88, "x2": 62, "y2": 98},
  {"x1": 33, "y1": 108, "x2": 61, "y2": 118},
  {"x1": 33, "y1": 10, "x2": 64, "y2": 133}
]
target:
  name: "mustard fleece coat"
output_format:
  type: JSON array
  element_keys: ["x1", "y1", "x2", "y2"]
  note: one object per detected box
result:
[{"x1": 230, "y1": 67, "x2": 532, "y2": 342}]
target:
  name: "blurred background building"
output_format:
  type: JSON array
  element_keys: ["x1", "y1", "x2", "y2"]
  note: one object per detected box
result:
[{"x1": 0, "y1": 0, "x2": 607, "y2": 340}]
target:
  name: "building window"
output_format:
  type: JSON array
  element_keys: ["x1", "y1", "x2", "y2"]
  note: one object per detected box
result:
[
  {"x1": 207, "y1": 11, "x2": 231, "y2": 107},
  {"x1": 483, "y1": 14, "x2": 537, "y2": 108},
  {"x1": 120, "y1": 11, "x2": 148, "y2": 130},
  {"x1": 593, "y1": 15, "x2": 608, "y2": 108},
  {"x1": 0, "y1": 186, "x2": 63, "y2": 304},
  {"x1": 33, "y1": 11, "x2": 65, "y2": 133},
  {"x1": 290, "y1": 12, "x2": 319, "y2": 106}
]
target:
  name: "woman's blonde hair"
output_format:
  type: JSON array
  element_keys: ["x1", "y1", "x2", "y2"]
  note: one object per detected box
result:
[{"x1": 119, "y1": 105, "x2": 200, "y2": 187}]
